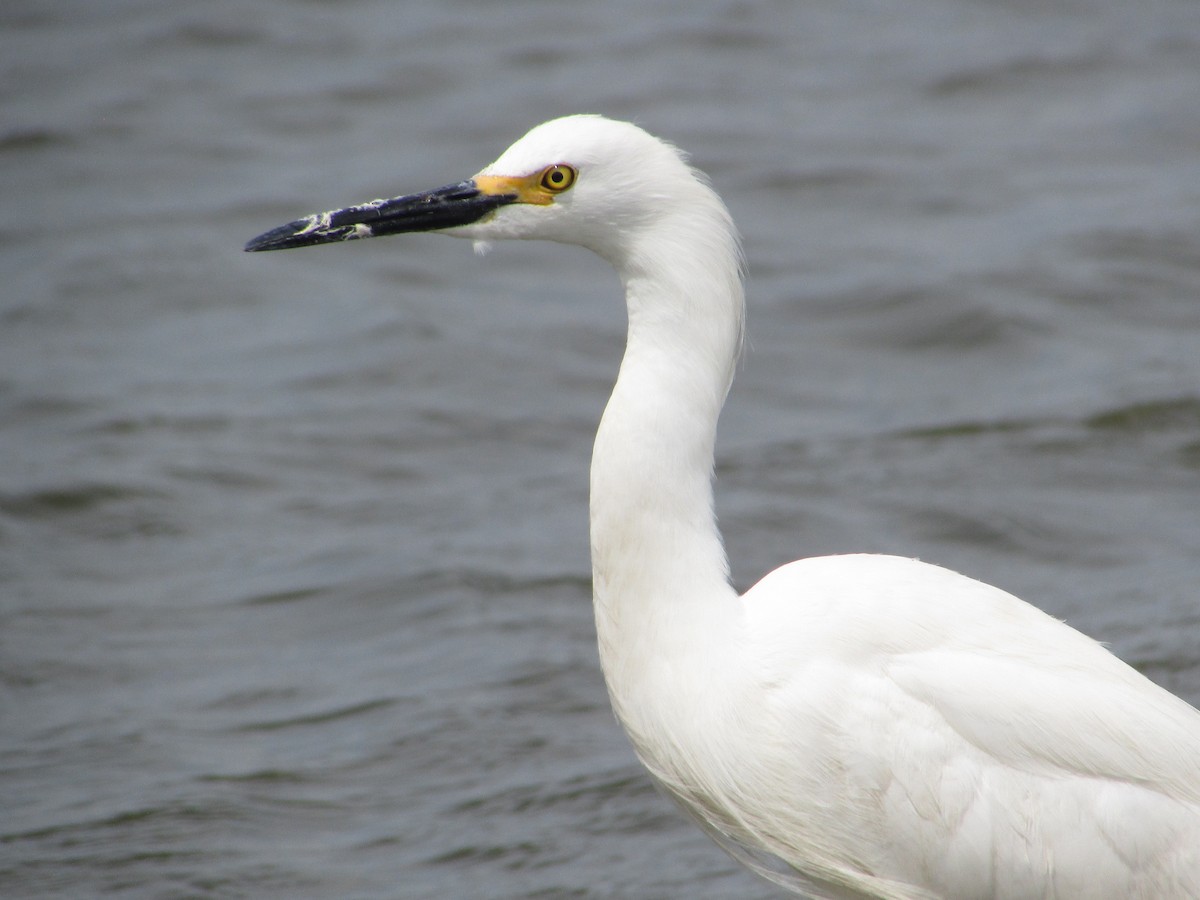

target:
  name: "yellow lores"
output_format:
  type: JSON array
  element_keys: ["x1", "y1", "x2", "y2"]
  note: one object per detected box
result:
[{"x1": 475, "y1": 164, "x2": 577, "y2": 206}]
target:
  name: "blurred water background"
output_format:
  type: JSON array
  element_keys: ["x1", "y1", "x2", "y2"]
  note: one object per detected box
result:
[{"x1": 3, "y1": 0, "x2": 1200, "y2": 897}]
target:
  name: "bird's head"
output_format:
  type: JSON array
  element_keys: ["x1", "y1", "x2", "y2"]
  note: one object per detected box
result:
[{"x1": 245, "y1": 114, "x2": 718, "y2": 266}]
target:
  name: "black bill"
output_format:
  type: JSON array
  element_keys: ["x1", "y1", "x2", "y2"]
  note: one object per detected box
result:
[{"x1": 244, "y1": 180, "x2": 517, "y2": 252}]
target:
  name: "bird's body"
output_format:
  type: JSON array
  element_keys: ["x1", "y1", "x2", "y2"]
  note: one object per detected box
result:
[
  {"x1": 246, "y1": 114, "x2": 1200, "y2": 898},
  {"x1": 614, "y1": 553, "x2": 1200, "y2": 898}
]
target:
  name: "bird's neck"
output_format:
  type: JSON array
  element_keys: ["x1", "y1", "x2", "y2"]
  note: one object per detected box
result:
[{"x1": 589, "y1": 198, "x2": 745, "y2": 711}]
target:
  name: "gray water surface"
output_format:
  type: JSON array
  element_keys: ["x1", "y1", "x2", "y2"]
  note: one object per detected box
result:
[{"x1": 4, "y1": 1, "x2": 1200, "y2": 897}]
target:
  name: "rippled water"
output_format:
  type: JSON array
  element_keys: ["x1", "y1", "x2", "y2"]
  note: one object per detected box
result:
[{"x1": 4, "y1": 1, "x2": 1200, "y2": 897}]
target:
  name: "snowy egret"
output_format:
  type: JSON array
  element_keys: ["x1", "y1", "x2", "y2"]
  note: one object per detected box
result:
[{"x1": 246, "y1": 115, "x2": 1200, "y2": 898}]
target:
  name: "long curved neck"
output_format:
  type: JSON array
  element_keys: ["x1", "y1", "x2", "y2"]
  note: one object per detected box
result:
[{"x1": 589, "y1": 190, "x2": 745, "y2": 694}]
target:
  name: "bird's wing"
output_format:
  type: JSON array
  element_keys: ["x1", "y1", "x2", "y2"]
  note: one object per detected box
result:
[
  {"x1": 736, "y1": 555, "x2": 1200, "y2": 893},
  {"x1": 746, "y1": 553, "x2": 1200, "y2": 801},
  {"x1": 888, "y1": 645, "x2": 1200, "y2": 803}
]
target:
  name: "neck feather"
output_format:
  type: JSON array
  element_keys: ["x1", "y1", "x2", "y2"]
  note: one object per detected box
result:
[{"x1": 589, "y1": 187, "x2": 745, "y2": 696}]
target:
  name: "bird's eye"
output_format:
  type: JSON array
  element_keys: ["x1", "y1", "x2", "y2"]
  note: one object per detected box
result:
[{"x1": 539, "y1": 164, "x2": 577, "y2": 193}]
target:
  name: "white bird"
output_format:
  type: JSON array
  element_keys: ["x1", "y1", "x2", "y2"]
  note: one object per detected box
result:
[{"x1": 246, "y1": 115, "x2": 1200, "y2": 899}]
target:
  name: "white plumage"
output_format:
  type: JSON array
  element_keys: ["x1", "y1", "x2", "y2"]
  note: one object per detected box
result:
[{"x1": 247, "y1": 114, "x2": 1200, "y2": 898}]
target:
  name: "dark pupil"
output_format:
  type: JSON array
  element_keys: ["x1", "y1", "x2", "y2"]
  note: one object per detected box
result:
[{"x1": 550, "y1": 170, "x2": 562, "y2": 183}]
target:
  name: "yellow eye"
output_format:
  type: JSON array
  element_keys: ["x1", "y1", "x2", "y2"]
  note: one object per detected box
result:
[{"x1": 539, "y1": 164, "x2": 577, "y2": 193}]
